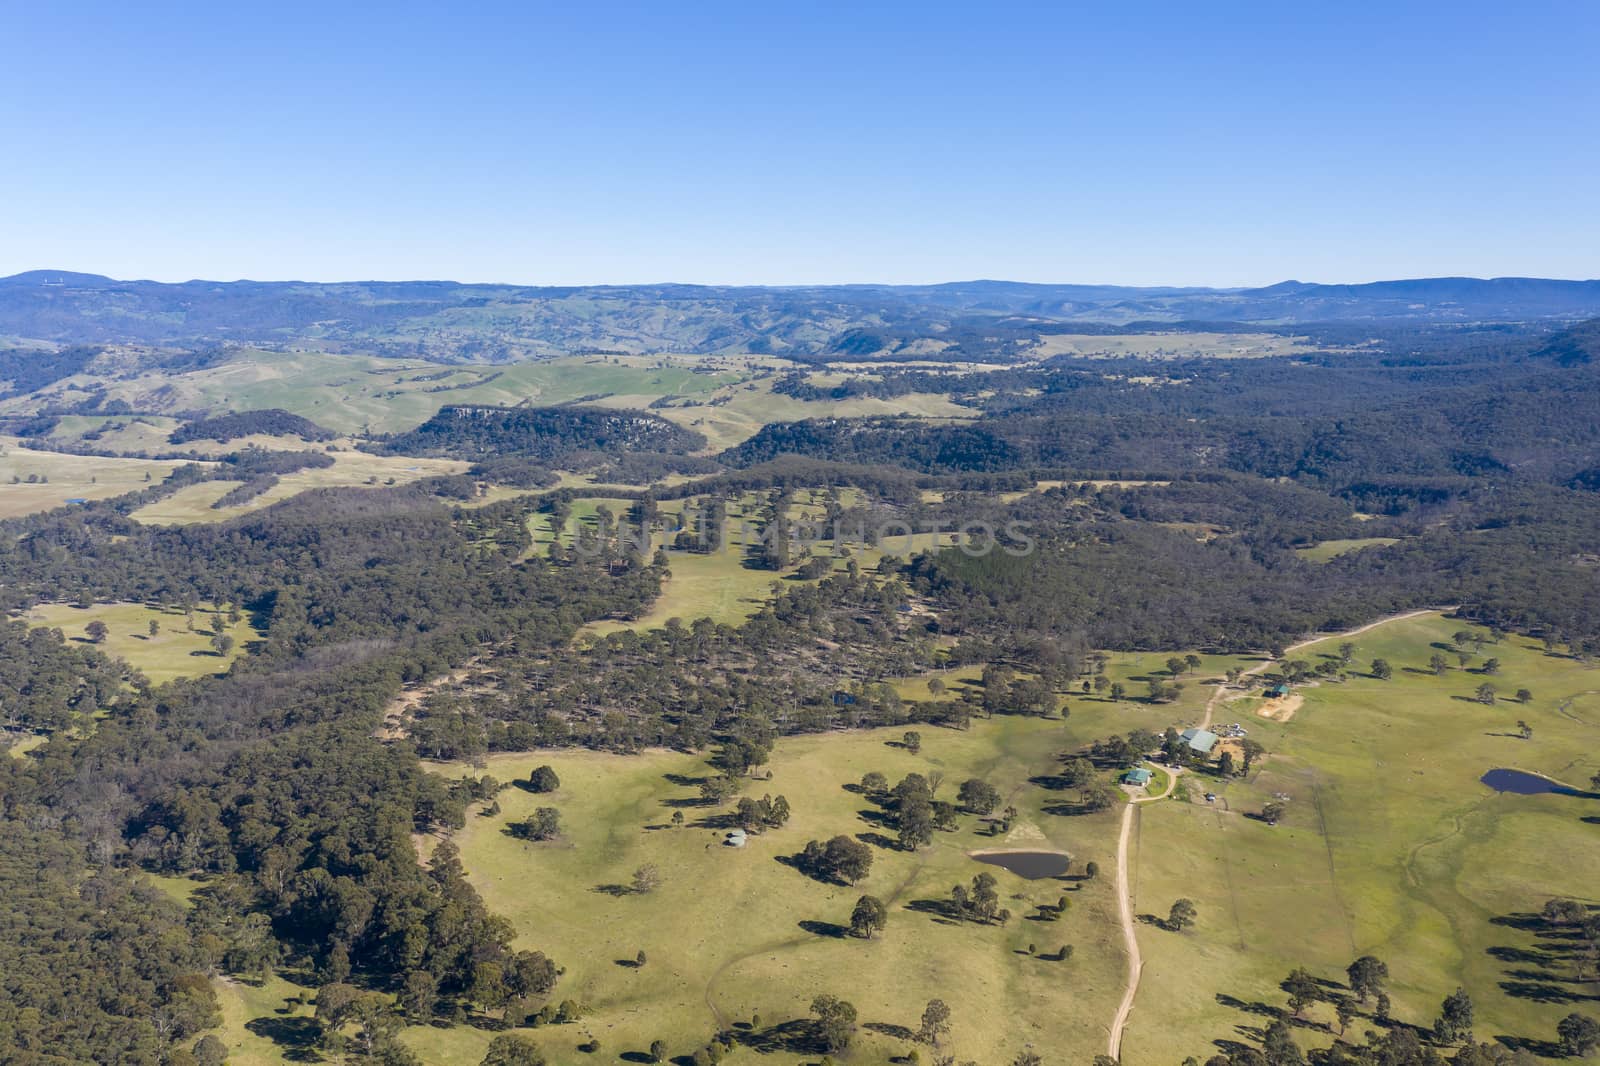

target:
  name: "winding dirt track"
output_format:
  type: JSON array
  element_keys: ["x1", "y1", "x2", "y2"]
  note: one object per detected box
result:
[{"x1": 1106, "y1": 607, "x2": 1449, "y2": 1060}]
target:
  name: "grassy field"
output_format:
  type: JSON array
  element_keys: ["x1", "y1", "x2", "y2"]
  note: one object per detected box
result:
[
  {"x1": 1294, "y1": 537, "x2": 1402, "y2": 563},
  {"x1": 11, "y1": 351, "x2": 755, "y2": 435},
  {"x1": 128, "y1": 449, "x2": 469, "y2": 524},
  {"x1": 0, "y1": 436, "x2": 199, "y2": 517},
  {"x1": 20, "y1": 601, "x2": 261, "y2": 684},
  {"x1": 183, "y1": 619, "x2": 1579, "y2": 1066},
  {"x1": 410, "y1": 714, "x2": 1133, "y2": 1066},
  {"x1": 652, "y1": 384, "x2": 973, "y2": 453},
  {"x1": 7, "y1": 349, "x2": 977, "y2": 449},
  {"x1": 1028, "y1": 332, "x2": 1317, "y2": 360},
  {"x1": 1124, "y1": 612, "x2": 1600, "y2": 1063}
]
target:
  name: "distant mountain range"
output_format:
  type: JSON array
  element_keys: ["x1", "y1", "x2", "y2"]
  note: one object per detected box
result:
[{"x1": 3, "y1": 270, "x2": 1598, "y2": 362}]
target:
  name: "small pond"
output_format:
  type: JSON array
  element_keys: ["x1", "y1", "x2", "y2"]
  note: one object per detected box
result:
[
  {"x1": 1480, "y1": 768, "x2": 1583, "y2": 796},
  {"x1": 971, "y1": 850, "x2": 1071, "y2": 880}
]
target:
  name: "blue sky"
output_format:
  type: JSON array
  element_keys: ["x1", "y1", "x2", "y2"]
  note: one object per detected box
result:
[{"x1": 2, "y1": 1, "x2": 1596, "y2": 286}]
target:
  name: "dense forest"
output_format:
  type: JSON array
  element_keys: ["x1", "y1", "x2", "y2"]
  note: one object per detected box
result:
[
  {"x1": 373, "y1": 404, "x2": 705, "y2": 465},
  {"x1": 0, "y1": 483, "x2": 663, "y2": 1061},
  {"x1": 170, "y1": 409, "x2": 336, "y2": 444}
]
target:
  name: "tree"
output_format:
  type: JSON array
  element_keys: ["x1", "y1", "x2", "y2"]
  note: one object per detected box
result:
[
  {"x1": 528, "y1": 765, "x2": 560, "y2": 793},
  {"x1": 1347, "y1": 955, "x2": 1389, "y2": 1002},
  {"x1": 649, "y1": 1039, "x2": 668, "y2": 1063},
  {"x1": 1544, "y1": 898, "x2": 1588, "y2": 925},
  {"x1": 481, "y1": 1033, "x2": 547, "y2": 1066},
  {"x1": 1517, "y1": 720, "x2": 1533, "y2": 740},
  {"x1": 1240, "y1": 739, "x2": 1266, "y2": 774},
  {"x1": 210, "y1": 632, "x2": 234, "y2": 657},
  {"x1": 400, "y1": 969, "x2": 438, "y2": 1020},
  {"x1": 1371, "y1": 658, "x2": 1392, "y2": 680},
  {"x1": 1109, "y1": 682, "x2": 1126, "y2": 701},
  {"x1": 1263, "y1": 1019, "x2": 1305, "y2": 1066},
  {"x1": 903, "y1": 731, "x2": 922, "y2": 754},
  {"x1": 1475, "y1": 682, "x2": 1497, "y2": 705},
  {"x1": 1430, "y1": 653, "x2": 1450, "y2": 675},
  {"x1": 851, "y1": 894, "x2": 888, "y2": 939},
  {"x1": 810, "y1": 994, "x2": 858, "y2": 1053},
  {"x1": 518, "y1": 807, "x2": 562, "y2": 841},
  {"x1": 1482, "y1": 657, "x2": 1501, "y2": 675},
  {"x1": 861, "y1": 771, "x2": 887, "y2": 793},
  {"x1": 918, "y1": 999, "x2": 953, "y2": 1046},
  {"x1": 1284, "y1": 967, "x2": 1320, "y2": 1015},
  {"x1": 1167, "y1": 656, "x2": 1187, "y2": 678},
  {"x1": 631, "y1": 864, "x2": 662, "y2": 894},
  {"x1": 799, "y1": 836, "x2": 873, "y2": 884},
  {"x1": 898, "y1": 798, "x2": 935, "y2": 851},
  {"x1": 85, "y1": 620, "x2": 109, "y2": 643},
  {"x1": 1435, "y1": 987, "x2": 1475, "y2": 1044},
  {"x1": 1338, "y1": 642, "x2": 1355, "y2": 664},
  {"x1": 1168, "y1": 898, "x2": 1197, "y2": 931},
  {"x1": 1516, "y1": 688, "x2": 1533, "y2": 704},
  {"x1": 192, "y1": 1035, "x2": 228, "y2": 1066},
  {"x1": 1558, "y1": 1013, "x2": 1600, "y2": 1058},
  {"x1": 956, "y1": 778, "x2": 1000, "y2": 815},
  {"x1": 1218, "y1": 751, "x2": 1237, "y2": 777},
  {"x1": 149, "y1": 619, "x2": 161, "y2": 637},
  {"x1": 1262, "y1": 799, "x2": 1288, "y2": 825}
]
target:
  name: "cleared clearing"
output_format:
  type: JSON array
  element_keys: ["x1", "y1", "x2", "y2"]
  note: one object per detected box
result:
[
  {"x1": 0, "y1": 437, "x2": 198, "y2": 517},
  {"x1": 409, "y1": 715, "x2": 1129, "y2": 1065},
  {"x1": 21, "y1": 601, "x2": 261, "y2": 684},
  {"x1": 1124, "y1": 613, "x2": 1600, "y2": 1063},
  {"x1": 1295, "y1": 536, "x2": 1402, "y2": 563}
]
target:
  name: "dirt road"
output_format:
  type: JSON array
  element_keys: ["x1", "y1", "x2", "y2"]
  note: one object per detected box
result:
[{"x1": 1109, "y1": 606, "x2": 1448, "y2": 1058}]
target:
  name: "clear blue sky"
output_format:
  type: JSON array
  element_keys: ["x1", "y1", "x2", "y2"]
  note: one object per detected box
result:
[{"x1": 2, "y1": 1, "x2": 1596, "y2": 286}]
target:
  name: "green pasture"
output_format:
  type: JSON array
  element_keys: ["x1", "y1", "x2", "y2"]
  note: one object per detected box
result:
[
  {"x1": 21, "y1": 600, "x2": 261, "y2": 684},
  {"x1": 1294, "y1": 537, "x2": 1403, "y2": 563},
  {"x1": 1125, "y1": 613, "x2": 1600, "y2": 1063},
  {"x1": 413, "y1": 714, "x2": 1129, "y2": 1066},
  {"x1": 0, "y1": 436, "x2": 198, "y2": 517}
]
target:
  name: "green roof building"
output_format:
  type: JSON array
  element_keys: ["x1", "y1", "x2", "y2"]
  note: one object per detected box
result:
[
  {"x1": 1124, "y1": 767, "x2": 1154, "y2": 786},
  {"x1": 1179, "y1": 728, "x2": 1219, "y2": 755}
]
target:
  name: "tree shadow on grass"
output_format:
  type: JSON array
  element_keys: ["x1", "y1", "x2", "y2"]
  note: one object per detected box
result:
[
  {"x1": 244, "y1": 1016, "x2": 323, "y2": 1062},
  {"x1": 660, "y1": 796, "x2": 714, "y2": 809},
  {"x1": 1499, "y1": 979, "x2": 1600, "y2": 1005},
  {"x1": 1216, "y1": 992, "x2": 1286, "y2": 1022},
  {"x1": 905, "y1": 898, "x2": 964, "y2": 926},
  {"x1": 1495, "y1": 1034, "x2": 1567, "y2": 1057},
  {"x1": 734, "y1": 1019, "x2": 828, "y2": 1055},
  {"x1": 799, "y1": 919, "x2": 851, "y2": 939},
  {"x1": 863, "y1": 1021, "x2": 914, "y2": 1040},
  {"x1": 1042, "y1": 800, "x2": 1109, "y2": 817}
]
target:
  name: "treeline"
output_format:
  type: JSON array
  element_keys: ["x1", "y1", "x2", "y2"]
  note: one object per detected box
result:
[
  {"x1": 371, "y1": 404, "x2": 705, "y2": 464},
  {"x1": 169, "y1": 408, "x2": 335, "y2": 443},
  {"x1": 726, "y1": 335, "x2": 1600, "y2": 488},
  {"x1": 0, "y1": 344, "x2": 99, "y2": 397},
  {"x1": 905, "y1": 478, "x2": 1600, "y2": 654}
]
